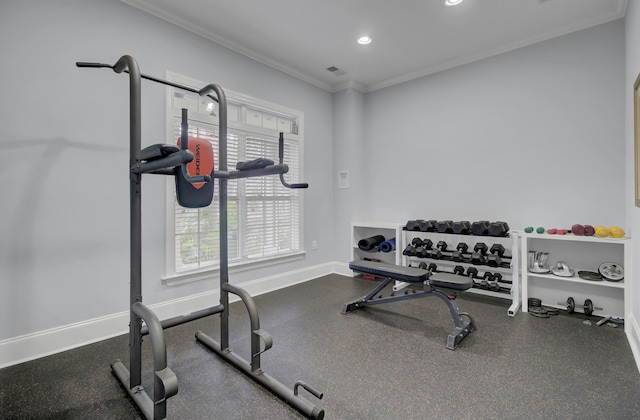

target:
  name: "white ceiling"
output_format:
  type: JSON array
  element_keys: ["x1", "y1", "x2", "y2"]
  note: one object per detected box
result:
[{"x1": 123, "y1": 0, "x2": 627, "y2": 93}]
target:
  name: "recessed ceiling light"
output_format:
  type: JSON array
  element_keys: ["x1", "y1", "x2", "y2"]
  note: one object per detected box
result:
[
  {"x1": 357, "y1": 36, "x2": 372, "y2": 45},
  {"x1": 445, "y1": 0, "x2": 463, "y2": 6}
]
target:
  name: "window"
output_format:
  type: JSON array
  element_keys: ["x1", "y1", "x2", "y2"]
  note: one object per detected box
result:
[{"x1": 164, "y1": 73, "x2": 304, "y2": 283}]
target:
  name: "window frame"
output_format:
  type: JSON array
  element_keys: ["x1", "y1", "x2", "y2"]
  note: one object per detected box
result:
[{"x1": 162, "y1": 72, "x2": 305, "y2": 286}]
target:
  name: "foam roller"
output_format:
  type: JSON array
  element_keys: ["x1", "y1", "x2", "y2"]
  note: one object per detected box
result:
[
  {"x1": 358, "y1": 235, "x2": 385, "y2": 251},
  {"x1": 378, "y1": 238, "x2": 396, "y2": 253}
]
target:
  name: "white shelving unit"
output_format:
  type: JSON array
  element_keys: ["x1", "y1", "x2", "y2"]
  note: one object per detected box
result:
[
  {"x1": 401, "y1": 229, "x2": 521, "y2": 316},
  {"x1": 519, "y1": 232, "x2": 631, "y2": 319},
  {"x1": 351, "y1": 222, "x2": 403, "y2": 266}
]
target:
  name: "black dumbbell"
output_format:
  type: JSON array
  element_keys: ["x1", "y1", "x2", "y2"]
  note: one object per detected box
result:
[
  {"x1": 487, "y1": 255, "x2": 502, "y2": 267},
  {"x1": 415, "y1": 245, "x2": 429, "y2": 258},
  {"x1": 488, "y1": 244, "x2": 503, "y2": 267},
  {"x1": 488, "y1": 221, "x2": 510, "y2": 237},
  {"x1": 480, "y1": 272, "x2": 492, "y2": 289},
  {"x1": 415, "y1": 239, "x2": 433, "y2": 258},
  {"x1": 490, "y1": 244, "x2": 505, "y2": 256},
  {"x1": 487, "y1": 273, "x2": 504, "y2": 291},
  {"x1": 419, "y1": 220, "x2": 437, "y2": 232},
  {"x1": 470, "y1": 242, "x2": 488, "y2": 264},
  {"x1": 467, "y1": 267, "x2": 479, "y2": 285},
  {"x1": 429, "y1": 241, "x2": 448, "y2": 260},
  {"x1": 436, "y1": 220, "x2": 453, "y2": 233},
  {"x1": 418, "y1": 261, "x2": 438, "y2": 272},
  {"x1": 402, "y1": 244, "x2": 416, "y2": 256},
  {"x1": 487, "y1": 244, "x2": 512, "y2": 267},
  {"x1": 490, "y1": 272, "x2": 511, "y2": 286},
  {"x1": 405, "y1": 220, "x2": 421, "y2": 231},
  {"x1": 471, "y1": 221, "x2": 490, "y2": 236},
  {"x1": 452, "y1": 221, "x2": 471, "y2": 235},
  {"x1": 451, "y1": 242, "x2": 469, "y2": 262},
  {"x1": 454, "y1": 265, "x2": 478, "y2": 279},
  {"x1": 411, "y1": 237, "x2": 424, "y2": 247}
]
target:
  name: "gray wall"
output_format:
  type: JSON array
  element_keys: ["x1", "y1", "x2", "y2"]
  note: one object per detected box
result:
[
  {"x1": 0, "y1": 0, "x2": 334, "y2": 340},
  {"x1": 365, "y1": 20, "x2": 625, "y2": 231},
  {"x1": 332, "y1": 88, "x2": 367, "y2": 262}
]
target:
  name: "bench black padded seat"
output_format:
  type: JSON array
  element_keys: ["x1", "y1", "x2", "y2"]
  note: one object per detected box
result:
[
  {"x1": 348, "y1": 260, "x2": 472, "y2": 291},
  {"x1": 348, "y1": 260, "x2": 428, "y2": 283},
  {"x1": 429, "y1": 272, "x2": 473, "y2": 291},
  {"x1": 344, "y1": 260, "x2": 477, "y2": 350}
]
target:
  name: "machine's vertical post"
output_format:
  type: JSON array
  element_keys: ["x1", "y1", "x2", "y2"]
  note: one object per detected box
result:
[
  {"x1": 114, "y1": 55, "x2": 143, "y2": 389},
  {"x1": 211, "y1": 87, "x2": 229, "y2": 350}
]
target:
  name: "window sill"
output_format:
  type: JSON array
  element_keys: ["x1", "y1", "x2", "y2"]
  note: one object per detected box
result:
[{"x1": 162, "y1": 251, "x2": 307, "y2": 287}]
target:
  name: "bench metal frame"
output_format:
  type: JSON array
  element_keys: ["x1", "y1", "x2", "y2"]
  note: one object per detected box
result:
[{"x1": 343, "y1": 262, "x2": 477, "y2": 350}]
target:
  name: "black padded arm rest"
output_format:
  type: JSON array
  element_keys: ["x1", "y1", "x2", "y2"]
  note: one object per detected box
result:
[
  {"x1": 140, "y1": 144, "x2": 180, "y2": 162},
  {"x1": 349, "y1": 260, "x2": 428, "y2": 283},
  {"x1": 236, "y1": 158, "x2": 275, "y2": 171},
  {"x1": 429, "y1": 272, "x2": 473, "y2": 291}
]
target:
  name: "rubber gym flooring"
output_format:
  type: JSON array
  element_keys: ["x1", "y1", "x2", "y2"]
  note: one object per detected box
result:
[{"x1": 2, "y1": 273, "x2": 640, "y2": 419}]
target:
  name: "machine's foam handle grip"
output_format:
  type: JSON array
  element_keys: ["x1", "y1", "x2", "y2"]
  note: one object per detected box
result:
[
  {"x1": 279, "y1": 132, "x2": 284, "y2": 164},
  {"x1": 181, "y1": 108, "x2": 189, "y2": 150},
  {"x1": 75, "y1": 62, "x2": 111, "y2": 68}
]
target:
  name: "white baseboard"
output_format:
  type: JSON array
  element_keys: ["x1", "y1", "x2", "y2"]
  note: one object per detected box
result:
[
  {"x1": 625, "y1": 313, "x2": 640, "y2": 373},
  {"x1": 0, "y1": 262, "x2": 337, "y2": 369},
  {"x1": 333, "y1": 261, "x2": 353, "y2": 277}
]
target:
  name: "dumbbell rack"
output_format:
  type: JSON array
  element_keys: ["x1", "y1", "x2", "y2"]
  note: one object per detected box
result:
[{"x1": 401, "y1": 229, "x2": 521, "y2": 316}]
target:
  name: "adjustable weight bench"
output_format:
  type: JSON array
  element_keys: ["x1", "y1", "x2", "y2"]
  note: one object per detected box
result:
[{"x1": 343, "y1": 260, "x2": 477, "y2": 350}]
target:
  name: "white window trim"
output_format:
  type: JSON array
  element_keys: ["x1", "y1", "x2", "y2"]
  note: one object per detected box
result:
[{"x1": 163, "y1": 71, "x2": 305, "y2": 285}]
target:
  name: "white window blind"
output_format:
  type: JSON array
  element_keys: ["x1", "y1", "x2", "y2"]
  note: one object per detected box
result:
[{"x1": 165, "y1": 73, "x2": 304, "y2": 279}]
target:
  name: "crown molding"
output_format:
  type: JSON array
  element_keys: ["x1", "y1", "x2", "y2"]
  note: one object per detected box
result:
[{"x1": 121, "y1": 0, "x2": 336, "y2": 92}]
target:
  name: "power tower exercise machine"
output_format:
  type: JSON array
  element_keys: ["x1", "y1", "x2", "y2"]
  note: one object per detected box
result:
[{"x1": 77, "y1": 55, "x2": 324, "y2": 419}]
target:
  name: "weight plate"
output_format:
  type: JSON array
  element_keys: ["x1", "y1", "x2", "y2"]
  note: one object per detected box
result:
[
  {"x1": 577, "y1": 271, "x2": 602, "y2": 281},
  {"x1": 528, "y1": 298, "x2": 542, "y2": 307},
  {"x1": 529, "y1": 306, "x2": 548, "y2": 315},
  {"x1": 598, "y1": 262, "x2": 624, "y2": 282},
  {"x1": 543, "y1": 306, "x2": 560, "y2": 315},
  {"x1": 529, "y1": 311, "x2": 550, "y2": 318},
  {"x1": 584, "y1": 299, "x2": 594, "y2": 316},
  {"x1": 567, "y1": 297, "x2": 576, "y2": 314}
]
